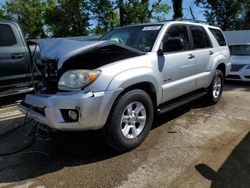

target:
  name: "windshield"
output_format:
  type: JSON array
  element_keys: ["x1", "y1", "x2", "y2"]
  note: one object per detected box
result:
[
  {"x1": 100, "y1": 25, "x2": 163, "y2": 52},
  {"x1": 229, "y1": 45, "x2": 250, "y2": 56}
]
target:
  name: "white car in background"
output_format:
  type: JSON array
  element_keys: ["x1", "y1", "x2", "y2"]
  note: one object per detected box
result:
[{"x1": 227, "y1": 44, "x2": 250, "y2": 81}]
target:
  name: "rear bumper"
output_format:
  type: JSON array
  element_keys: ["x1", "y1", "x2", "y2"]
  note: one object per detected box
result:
[{"x1": 18, "y1": 89, "x2": 122, "y2": 131}]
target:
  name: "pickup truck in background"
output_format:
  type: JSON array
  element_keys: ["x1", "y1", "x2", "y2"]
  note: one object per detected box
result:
[
  {"x1": 0, "y1": 19, "x2": 35, "y2": 97},
  {"x1": 0, "y1": 19, "x2": 101, "y2": 97}
]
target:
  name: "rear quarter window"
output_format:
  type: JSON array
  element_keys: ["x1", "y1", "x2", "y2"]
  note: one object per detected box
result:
[
  {"x1": 0, "y1": 24, "x2": 17, "y2": 46},
  {"x1": 190, "y1": 25, "x2": 212, "y2": 49},
  {"x1": 209, "y1": 28, "x2": 227, "y2": 46}
]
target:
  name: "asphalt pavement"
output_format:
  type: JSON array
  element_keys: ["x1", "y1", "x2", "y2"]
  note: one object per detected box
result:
[{"x1": 0, "y1": 82, "x2": 249, "y2": 188}]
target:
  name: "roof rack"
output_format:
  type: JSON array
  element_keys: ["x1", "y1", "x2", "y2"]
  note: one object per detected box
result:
[
  {"x1": 0, "y1": 19, "x2": 13, "y2": 23},
  {"x1": 162, "y1": 18, "x2": 209, "y2": 25}
]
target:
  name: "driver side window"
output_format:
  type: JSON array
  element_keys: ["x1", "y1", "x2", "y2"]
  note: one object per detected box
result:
[{"x1": 162, "y1": 25, "x2": 190, "y2": 53}]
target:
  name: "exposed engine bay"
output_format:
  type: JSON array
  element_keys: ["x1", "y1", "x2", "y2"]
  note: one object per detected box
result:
[{"x1": 31, "y1": 39, "x2": 145, "y2": 94}]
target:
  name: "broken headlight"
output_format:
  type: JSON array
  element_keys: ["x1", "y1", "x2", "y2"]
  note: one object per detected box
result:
[{"x1": 58, "y1": 70, "x2": 101, "y2": 91}]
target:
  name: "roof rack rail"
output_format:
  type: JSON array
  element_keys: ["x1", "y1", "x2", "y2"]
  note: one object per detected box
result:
[
  {"x1": 162, "y1": 18, "x2": 209, "y2": 24},
  {"x1": 0, "y1": 19, "x2": 13, "y2": 23}
]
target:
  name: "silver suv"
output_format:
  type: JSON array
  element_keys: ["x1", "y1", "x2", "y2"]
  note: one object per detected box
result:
[{"x1": 19, "y1": 20, "x2": 231, "y2": 151}]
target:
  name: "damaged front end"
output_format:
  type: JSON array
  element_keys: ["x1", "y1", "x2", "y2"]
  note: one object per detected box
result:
[
  {"x1": 33, "y1": 38, "x2": 144, "y2": 94},
  {"x1": 35, "y1": 59, "x2": 58, "y2": 94},
  {"x1": 18, "y1": 38, "x2": 144, "y2": 130}
]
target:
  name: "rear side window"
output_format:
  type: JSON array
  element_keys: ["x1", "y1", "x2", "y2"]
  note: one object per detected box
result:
[
  {"x1": 209, "y1": 28, "x2": 226, "y2": 46},
  {"x1": 190, "y1": 25, "x2": 212, "y2": 49},
  {"x1": 0, "y1": 24, "x2": 17, "y2": 46}
]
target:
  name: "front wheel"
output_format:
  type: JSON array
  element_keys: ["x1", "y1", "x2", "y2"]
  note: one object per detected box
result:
[
  {"x1": 104, "y1": 89, "x2": 154, "y2": 152},
  {"x1": 206, "y1": 69, "x2": 224, "y2": 104}
]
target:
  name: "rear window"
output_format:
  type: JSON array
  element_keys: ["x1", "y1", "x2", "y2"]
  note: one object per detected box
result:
[
  {"x1": 190, "y1": 25, "x2": 212, "y2": 49},
  {"x1": 229, "y1": 45, "x2": 250, "y2": 55},
  {"x1": 0, "y1": 24, "x2": 17, "y2": 46},
  {"x1": 209, "y1": 28, "x2": 226, "y2": 46}
]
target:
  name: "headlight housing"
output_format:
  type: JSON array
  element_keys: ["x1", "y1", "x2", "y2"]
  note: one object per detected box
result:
[{"x1": 58, "y1": 69, "x2": 101, "y2": 91}]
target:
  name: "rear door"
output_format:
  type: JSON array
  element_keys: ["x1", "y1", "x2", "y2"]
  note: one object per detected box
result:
[
  {"x1": 188, "y1": 25, "x2": 214, "y2": 89},
  {"x1": 0, "y1": 23, "x2": 30, "y2": 91}
]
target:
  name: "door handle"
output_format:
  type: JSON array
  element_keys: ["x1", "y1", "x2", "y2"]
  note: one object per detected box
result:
[
  {"x1": 188, "y1": 54, "x2": 195, "y2": 59},
  {"x1": 11, "y1": 53, "x2": 24, "y2": 59},
  {"x1": 209, "y1": 51, "x2": 214, "y2": 55}
]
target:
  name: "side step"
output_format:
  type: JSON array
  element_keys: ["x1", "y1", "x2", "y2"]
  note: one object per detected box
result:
[{"x1": 157, "y1": 90, "x2": 207, "y2": 115}]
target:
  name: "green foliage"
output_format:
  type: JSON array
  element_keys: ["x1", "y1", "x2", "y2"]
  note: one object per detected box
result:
[
  {"x1": 119, "y1": 0, "x2": 170, "y2": 26},
  {"x1": 0, "y1": 0, "x2": 171, "y2": 37},
  {"x1": 2, "y1": 0, "x2": 47, "y2": 38},
  {"x1": 0, "y1": 9, "x2": 4, "y2": 18},
  {"x1": 151, "y1": 2, "x2": 171, "y2": 21},
  {"x1": 242, "y1": 0, "x2": 250, "y2": 29},
  {"x1": 172, "y1": 0, "x2": 183, "y2": 19},
  {"x1": 90, "y1": 0, "x2": 119, "y2": 35},
  {"x1": 195, "y1": 0, "x2": 246, "y2": 30},
  {"x1": 45, "y1": 0, "x2": 90, "y2": 37}
]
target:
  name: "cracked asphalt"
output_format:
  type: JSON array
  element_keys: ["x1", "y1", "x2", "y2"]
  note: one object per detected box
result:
[{"x1": 0, "y1": 81, "x2": 249, "y2": 188}]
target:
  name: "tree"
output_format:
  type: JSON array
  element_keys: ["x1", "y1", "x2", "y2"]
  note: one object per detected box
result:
[
  {"x1": 195, "y1": 0, "x2": 243, "y2": 30},
  {"x1": 172, "y1": 0, "x2": 183, "y2": 19},
  {"x1": 0, "y1": 9, "x2": 4, "y2": 18},
  {"x1": 45, "y1": 0, "x2": 90, "y2": 37},
  {"x1": 91, "y1": 0, "x2": 119, "y2": 34},
  {"x1": 118, "y1": 0, "x2": 170, "y2": 26},
  {"x1": 1, "y1": 0, "x2": 47, "y2": 38},
  {"x1": 242, "y1": 1, "x2": 250, "y2": 29}
]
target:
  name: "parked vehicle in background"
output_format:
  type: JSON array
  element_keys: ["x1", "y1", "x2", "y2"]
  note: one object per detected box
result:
[
  {"x1": 0, "y1": 19, "x2": 36, "y2": 97},
  {"x1": 19, "y1": 19, "x2": 231, "y2": 152},
  {"x1": 0, "y1": 19, "x2": 101, "y2": 98},
  {"x1": 227, "y1": 44, "x2": 250, "y2": 81}
]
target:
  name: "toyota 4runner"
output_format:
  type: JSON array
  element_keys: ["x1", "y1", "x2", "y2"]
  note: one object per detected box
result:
[{"x1": 18, "y1": 20, "x2": 231, "y2": 151}]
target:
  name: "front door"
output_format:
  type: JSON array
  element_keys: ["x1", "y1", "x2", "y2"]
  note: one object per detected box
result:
[{"x1": 160, "y1": 24, "x2": 196, "y2": 102}]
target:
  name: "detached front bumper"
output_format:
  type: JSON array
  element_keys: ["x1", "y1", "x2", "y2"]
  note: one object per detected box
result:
[{"x1": 18, "y1": 89, "x2": 122, "y2": 131}]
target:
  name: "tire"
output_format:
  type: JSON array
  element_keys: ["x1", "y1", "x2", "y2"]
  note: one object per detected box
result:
[
  {"x1": 206, "y1": 69, "x2": 224, "y2": 105},
  {"x1": 104, "y1": 89, "x2": 154, "y2": 152}
]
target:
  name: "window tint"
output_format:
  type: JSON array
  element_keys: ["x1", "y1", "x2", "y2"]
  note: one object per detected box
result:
[
  {"x1": 0, "y1": 24, "x2": 17, "y2": 46},
  {"x1": 190, "y1": 26, "x2": 212, "y2": 49},
  {"x1": 162, "y1": 25, "x2": 190, "y2": 53},
  {"x1": 209, "y1": 28, "x2": 226, "y2": 46},
  {"x1": 229, "y1": 45, "x2": 250, "y2": 55}
]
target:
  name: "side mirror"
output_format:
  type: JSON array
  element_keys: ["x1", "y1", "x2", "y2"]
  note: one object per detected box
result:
[
  {"x1": 157, "y1": 41, "x2": 164, "y2": 56},
  {"x1": 163, "y1": 38, "x2": 185, "y2": 52},
  {"x1": 27, "y1": 40, "x2": 37, "y2": 46}
]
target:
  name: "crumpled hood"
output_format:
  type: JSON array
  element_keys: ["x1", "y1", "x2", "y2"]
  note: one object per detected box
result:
[
  {"x1": 35, "y1": 38, "x2": 107, "y2": 69},
  {"x1": 34, "y1": 38, "x2": 144, "y2": 70}
]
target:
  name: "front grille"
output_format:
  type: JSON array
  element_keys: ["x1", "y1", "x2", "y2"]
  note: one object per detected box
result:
[
  {"x1": 230, "y1": 64, "x2": 245, "y2": 72},
  {"x1": 227, "y1": 75, "x2": 241, "y2": 79},
  {"x1": 244, "y1": 76, "x2": 250, "y2": 79}
]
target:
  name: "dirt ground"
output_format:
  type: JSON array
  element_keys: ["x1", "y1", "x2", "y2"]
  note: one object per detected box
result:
[{"x1": 0, "y1": 81, "x2": 249, "y2": 188}]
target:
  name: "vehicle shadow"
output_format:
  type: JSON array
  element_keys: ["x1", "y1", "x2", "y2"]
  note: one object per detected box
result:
[
  {"x1": 0, "y1": 127, "x2": 121, "y2": 183},
  {"x1": 224, "y1": 80, "x2": 250, "y2": 92},
  {"x1": 0, "y1": 100, "x2": 198, "y2": 184},
  {"x1": 195, "y1": 132, "x2": 250, "y2": 188}
]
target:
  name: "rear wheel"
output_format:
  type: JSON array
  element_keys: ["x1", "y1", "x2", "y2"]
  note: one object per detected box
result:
[
  {"x1": 206, "y1": 69, "x2": 224, "y2": 104},
  {"x1": 104, "y1": 89, "x2": 154, "y2": 152}
]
